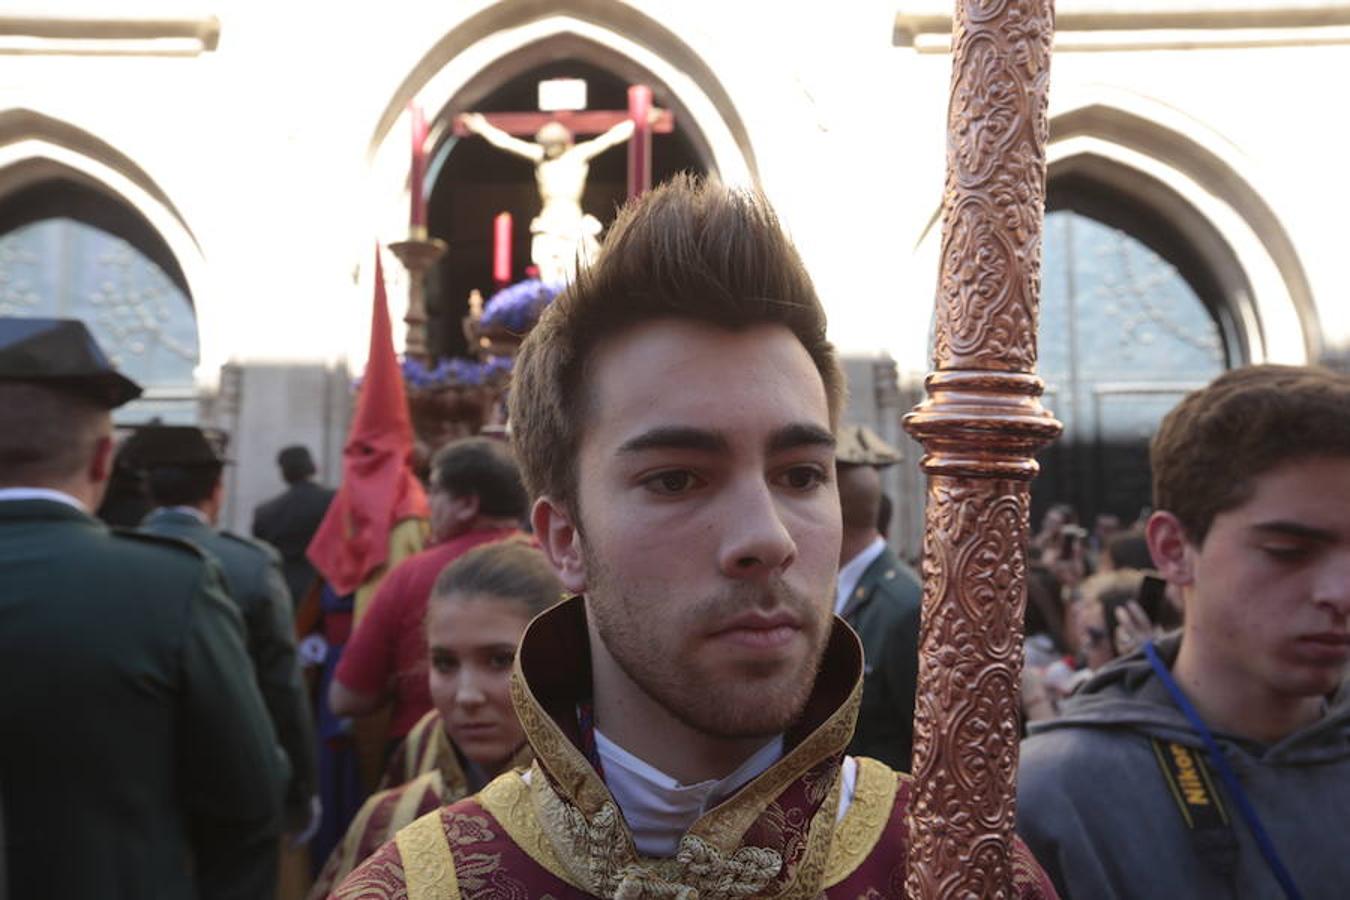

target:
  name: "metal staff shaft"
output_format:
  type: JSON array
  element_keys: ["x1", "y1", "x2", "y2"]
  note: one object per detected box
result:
[{"x1": 902, "y1": 0, "x2": 1060, "y2": 897}]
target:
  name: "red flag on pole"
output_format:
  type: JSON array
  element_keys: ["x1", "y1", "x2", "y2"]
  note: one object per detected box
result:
[{"x1": 307, "y1": 248, "x2": 428, "y2": 595}]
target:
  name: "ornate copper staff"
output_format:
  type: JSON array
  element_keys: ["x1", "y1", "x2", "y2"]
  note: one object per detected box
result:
[{"x1": 902, "y1": 0, "x2": 1060, "y2": 897}]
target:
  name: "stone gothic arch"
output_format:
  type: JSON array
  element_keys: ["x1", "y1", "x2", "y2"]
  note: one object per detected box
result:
[
  {"x1": 368, "y1": 0, "x2": 756, "y2": 183},
  {"x1": 910, "y1": 90, "x2": 1316, "y2": 367},
  {"x1": 1044, "y1": 91, "x2": 1315, "y2": 364},
  {"x1": 908, "y1": 91, "x2": 1317, "y2": 525},
  {"x1": 357, "y1": 2, "x2": 758, "y2": 356},
  {"x1": 364, "y1": 2, "x2": 756, "y2": 247},
  {"x1": 0, "y1": 109, "x2": 218, "y2": 389}
]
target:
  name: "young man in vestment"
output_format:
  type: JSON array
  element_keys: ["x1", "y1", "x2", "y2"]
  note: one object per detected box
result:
[
  {"x1": 333, "y1": 175, "x2": 1056, "y2": 899},
  {"x1": 1018, "y1": 365, "x2": 1350, "y2": 898}
]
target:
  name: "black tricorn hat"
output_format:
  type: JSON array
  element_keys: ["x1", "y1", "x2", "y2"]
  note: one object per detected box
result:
[
  {"x1": 124, "y1": 425, "x2": 229, "y2": 468},
  {"x1": 0, "y1": 317, "x2": 142, "y2": 408}
]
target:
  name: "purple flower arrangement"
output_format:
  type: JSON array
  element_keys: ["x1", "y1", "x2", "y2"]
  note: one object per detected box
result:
[
  {"x1": 479, "y1": 278, "x2": 563, "y2": 335},
  {"x1": 400, "y1": 354, "x2": 513, "y2": 390}
]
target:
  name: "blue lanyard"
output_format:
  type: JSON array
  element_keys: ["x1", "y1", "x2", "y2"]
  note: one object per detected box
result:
[{"x1": 1143, "y1": 641, "x2": 1304, "y2": 900}]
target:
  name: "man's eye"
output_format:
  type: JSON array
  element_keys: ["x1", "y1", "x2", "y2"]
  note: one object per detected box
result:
[
  {"x1": 430, "y1": 654, "x2": 459, "y2": 674},
  {"x1": 490, "y1": 652, "x2": 516, "y2": 670},
  {"x1": 643, "y1": 470, "x2": 700, "y2": 495},
  {"x1": 1263, "y1": 544, "x2": 1310, "y2": 562},
  {"x1": 779, "y1": 465, "x2": 827, "y2": 491}
]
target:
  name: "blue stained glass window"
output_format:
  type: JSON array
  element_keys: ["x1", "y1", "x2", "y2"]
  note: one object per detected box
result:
[
  {"x1": 1034, "y1": 209, "x2": 1229, "y2": 520},
  {"x1": 0, "y1": 218, "x2": 199, "y2": 422}
]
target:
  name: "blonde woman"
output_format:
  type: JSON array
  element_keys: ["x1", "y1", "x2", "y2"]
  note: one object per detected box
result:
[{"x1": 310, "y1": 541, "x2": 557, "y2": 897}]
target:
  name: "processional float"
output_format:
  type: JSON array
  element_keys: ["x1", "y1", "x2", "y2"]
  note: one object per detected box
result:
[
  {"x1": 389, "y1": 85, "x2": 668, "y2": 459},
  {"x1": 902, "y1": 0, "x2": 1060, "y2": 897}
]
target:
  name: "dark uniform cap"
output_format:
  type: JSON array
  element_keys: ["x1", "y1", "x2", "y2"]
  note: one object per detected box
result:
[
  {"x1": 0, "y1": 317, "x2": 142, "y2": 408},
  {"x1": 836, "y1": 424, "x2": 902, "y2": 467},
  {"x1": 124, "y1": 425, "x2": 230, "y2": 468}
]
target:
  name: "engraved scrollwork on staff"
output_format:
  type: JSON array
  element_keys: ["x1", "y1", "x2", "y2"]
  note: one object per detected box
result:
[
  {"x1": 903, "y1": 0, "x2": 1059, "y2": 897},
  {"x1": 934, "y1": 0, "x2": 1054, "y2": 376}
]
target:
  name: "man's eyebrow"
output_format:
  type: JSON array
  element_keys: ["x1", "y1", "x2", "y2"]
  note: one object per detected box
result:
[
  {"x1": 767, "y1": 423, "x2": 836, "y2": 455},
  {"x1": 614, "y1": 423, "x2": 834, "y2": 457},
  {"x1": 616, "y1": 426, "x2": 729, "y2": 455},
  {"x1": 1250, "y1": 521, "x2": 1337, "y2": 542}
]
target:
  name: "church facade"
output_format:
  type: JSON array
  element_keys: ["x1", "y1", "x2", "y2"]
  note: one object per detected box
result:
[{"x1": 3, "y1": 1, "x2": 1347, "y2": 553}]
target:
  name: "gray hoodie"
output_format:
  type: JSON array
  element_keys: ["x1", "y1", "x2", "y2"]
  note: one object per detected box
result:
[{"x1": 1017, "y1": 635, "x2": 1350, "y2": 900}]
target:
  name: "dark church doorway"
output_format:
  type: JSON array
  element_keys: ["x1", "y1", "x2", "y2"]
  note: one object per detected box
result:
[
  {"x1": 424, "y1": 59, "x2": 707, "y2": 359},
  {"x1": 1030, "y1": 176, "x2": 1234, "y2": 532}
]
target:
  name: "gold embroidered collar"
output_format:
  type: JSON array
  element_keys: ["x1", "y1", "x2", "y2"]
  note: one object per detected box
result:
[
  {"x1": 507, "y1": 596, "x2": 865, "y2": 898},
  {"x1": 393, "y1": 710, "x2": 532, "y2": 800}
]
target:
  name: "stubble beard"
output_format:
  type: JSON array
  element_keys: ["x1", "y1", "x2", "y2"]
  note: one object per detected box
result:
[{"x1": 584, "y1": 547, "x2": 831, "y2": 740}]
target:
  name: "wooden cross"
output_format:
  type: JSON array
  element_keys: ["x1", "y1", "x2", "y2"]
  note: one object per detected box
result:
[{"x1": 450, "y1": 85, "x2": 673, "y2": 197}]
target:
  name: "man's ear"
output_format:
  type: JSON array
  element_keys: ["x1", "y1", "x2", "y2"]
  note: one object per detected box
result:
[
  {"x1": 1145, "y1": 510, "x2": 1196, "y2": 586},
  {"x1": 532, "y1": 496, "x2": 587, "y2": 594},
  {"x1": 453, "y1": 493, "x2": 481, "y2": 525},
  {"x1": 88, "y1": 434, "x2": 115, "y2": 486}
]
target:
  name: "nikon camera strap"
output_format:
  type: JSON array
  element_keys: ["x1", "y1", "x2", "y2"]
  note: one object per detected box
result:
[
  {"x1": 1151, "y1": 737, "x2": 1239, "y2": 879},
  {"x1": 1145, "y1": 641, "x2": 1304, "y2": 900}
]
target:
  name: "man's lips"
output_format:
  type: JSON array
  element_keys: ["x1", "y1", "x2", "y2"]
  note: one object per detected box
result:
[
  {"x1": 709, "y1": 611, "x2": 803, "y2": 650},
  {"x1": 450, "y1": 721, "x2": 501, "y2": 737},
  {"x1": 1295, "y1": 633, "x2": 1350, "y2": 662}
]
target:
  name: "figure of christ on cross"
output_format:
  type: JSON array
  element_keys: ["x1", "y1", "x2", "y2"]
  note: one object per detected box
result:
[{"x1": 456, "y1": 95, "x2": 671, "y2": 285}]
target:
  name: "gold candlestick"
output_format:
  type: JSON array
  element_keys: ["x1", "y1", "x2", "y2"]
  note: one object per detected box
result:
[{"x1": 388, "y1": 228, "x2": 448, "y2": 364}]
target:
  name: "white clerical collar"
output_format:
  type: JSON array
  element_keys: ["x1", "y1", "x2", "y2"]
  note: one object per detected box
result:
[
  {"x1": 157, "y1": 505, "x2": 211, "y2": 525},
  {"x1": 593, "y1": 728, "x2": 784, "y2": 858},
  {"x1": 836, "y1": 535, "x2": 887, "y2": 615},
  {"x1": 0, "y1": 487, "x2": 86, "y2": 512}
]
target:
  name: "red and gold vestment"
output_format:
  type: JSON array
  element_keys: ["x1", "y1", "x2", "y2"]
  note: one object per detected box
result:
[{"x1": 332, "y1": 597, "x2": 1056, "y2": 899}]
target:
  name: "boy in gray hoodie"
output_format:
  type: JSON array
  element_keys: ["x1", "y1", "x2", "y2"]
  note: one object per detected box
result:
[{"x1": 1017, "y1": 365, "x2": 1350, "y2": 900}]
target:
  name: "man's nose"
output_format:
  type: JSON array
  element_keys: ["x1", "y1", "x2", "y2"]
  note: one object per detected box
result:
[
  {"x1": 718, "y1": 481, "x2": 797, "y2": 581},
  {"x1": 1314, "y1": 550, "x2": 1350, "y2": 619}
]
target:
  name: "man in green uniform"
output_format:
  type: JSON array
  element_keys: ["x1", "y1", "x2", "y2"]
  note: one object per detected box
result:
[
  {"x1": 835, "y1": 424, "x2": 923, "y2": 771},
  {"x1": 132, "y1": 425, "x2": 320, "y2": 845},
  {"x1": 0, "y1": 317, "x2": 286, "y2": 899}
]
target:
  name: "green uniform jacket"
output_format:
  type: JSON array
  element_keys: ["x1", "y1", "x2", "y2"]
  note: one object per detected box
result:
[
  {"x1": 0, "y1": 499, "x2": 284, "y2": 899},
  {"x1": 840, "y1": 545, "x2": 922, "y2": 772},
  {"x1": 142, "y1": 508, "x2": 318, "y2": 825}
]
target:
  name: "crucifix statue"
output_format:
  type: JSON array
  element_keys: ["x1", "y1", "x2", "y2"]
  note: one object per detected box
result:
[{"x1": 455, "y1": 85, "x2": 672, "y2": 284}]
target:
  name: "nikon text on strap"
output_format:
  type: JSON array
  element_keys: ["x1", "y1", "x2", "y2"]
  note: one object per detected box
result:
[
  {"x1": 1151, "y1": 738, "x2": 1239, "y2": 878},
  {"x1": 1144, "y1": 641, "x2": 1304, "y2": 900}
]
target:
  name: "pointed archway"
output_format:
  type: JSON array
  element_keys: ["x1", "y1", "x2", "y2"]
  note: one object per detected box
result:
[{"x1": 0, "y1": 112, "x2": 204, "y2": 422}]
